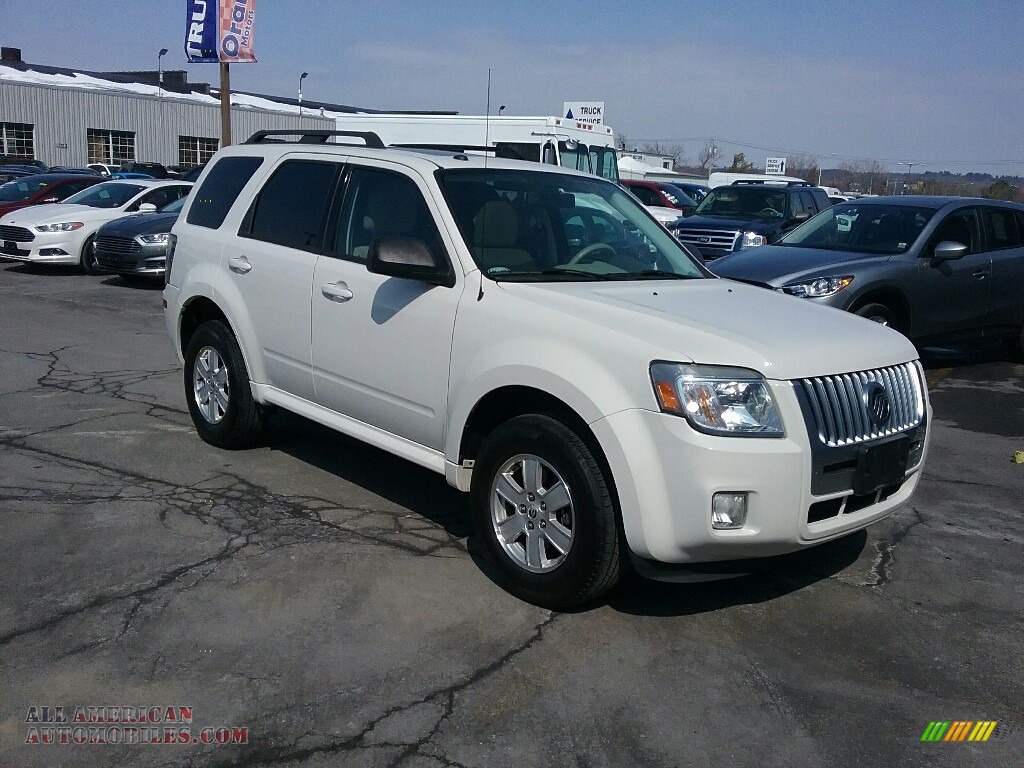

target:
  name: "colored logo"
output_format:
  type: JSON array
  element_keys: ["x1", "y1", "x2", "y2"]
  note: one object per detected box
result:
[{"x1": 920, "y1": 721, "x2": 998, "y2": 742}]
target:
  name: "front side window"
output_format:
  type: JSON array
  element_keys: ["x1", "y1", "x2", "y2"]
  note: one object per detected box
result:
[
  {"x1": 87, "y1": 129, "x2": 135, "y2": 164},
  {"x1": 137, "y1": 185, "x2": 190, "y2": 210},
  {"x1": 928, "y1": 208, "x2": 981, "y2": 254},
  {"x1": 1, "y1": 122, "x2": 35, "y2": 159},
  {"x1": 186, "y1": 156, "x2": 263, "y2": 229},
  {"x1": 590, "y1": 146, "x2": 619, "y2": 183},
  {"x1": 334, "y1": 167, "x2": 443, "y2": 263},
  {"x1": 781, "y1": 203, "x2": 937, "y2": 255},
  {"x1": 243, "y1": 160, "x2": 339, "y2": 252},
  {"x1": 437, "y1": 168, "x2": 706, "y2": 282},
  {"x1": 63, "y1": 182, "x2": 145, "y2": 209}
]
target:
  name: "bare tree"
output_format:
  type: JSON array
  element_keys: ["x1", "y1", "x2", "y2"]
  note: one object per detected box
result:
[
  {"x1": 698, "y1": 140, "x2": 718, "y2": 172},
  {"x1": 640, "y1": 142, "x2": 687, "y2": 170},
  {"x1": 616, "y1": 132, "x2": 629, "y2": 151},
  {"x1": 727, "y1": 152, "x2": 755, "y2": 172},
  {"x1": 785, "y1": 153, "x2": 819, "y2": 183}
]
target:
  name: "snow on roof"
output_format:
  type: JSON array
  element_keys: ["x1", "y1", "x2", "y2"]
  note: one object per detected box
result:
[{"x1": 0, "y1": 62, "x2": 362, "y2": 120}]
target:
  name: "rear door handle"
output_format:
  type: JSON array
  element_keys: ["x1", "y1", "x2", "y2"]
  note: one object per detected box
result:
[
  {"x1": 228, "y1": 256, "x2": 252, "y2": 274},
  {"x1": 321, "y1": 281, "x2": 354, "y2": 302}
]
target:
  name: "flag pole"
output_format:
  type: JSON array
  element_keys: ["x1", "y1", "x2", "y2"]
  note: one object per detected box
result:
[{"x1": 220, "y1": 62, "x2": 231, "y2": 147}]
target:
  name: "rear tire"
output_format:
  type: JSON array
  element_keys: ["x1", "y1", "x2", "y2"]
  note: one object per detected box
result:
[
  {"x1": 470, "y1": 414, "x2": 621, "y2": 609},
  {"x1": 183, "y1": 320, "x2": 266, "y2": 449},
  {"x1": 80, "y1": 236, "x2": 101, "y2": 275}
]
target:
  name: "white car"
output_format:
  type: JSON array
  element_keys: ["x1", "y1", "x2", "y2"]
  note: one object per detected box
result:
[
  {"x1": 644, "y1": 204, "x2": 683, "y2": 226},
  {"x1": 164, "y1": 133, "x2": 930, "y2": 609},
  {"x1": 0, "y1": 179, "x2": 192, "y2": 273}
]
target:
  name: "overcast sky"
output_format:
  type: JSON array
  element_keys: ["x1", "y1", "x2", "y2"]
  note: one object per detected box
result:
[{"x1": 4, "y1": 0, "x2": 1023, "y2": 176}]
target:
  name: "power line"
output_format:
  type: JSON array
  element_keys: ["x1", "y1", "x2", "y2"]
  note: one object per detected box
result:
[{"x1": 629, "y1": 137, "x2": 1024, "y2": 167}]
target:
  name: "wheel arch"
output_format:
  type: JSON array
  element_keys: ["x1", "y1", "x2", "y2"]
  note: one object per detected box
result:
[
  {"x1": 847, "y1": 287, "x2": 912, "y2": 334},
  {"x1": 457, "y1": 385, "x2": 621, "y2": 510}
]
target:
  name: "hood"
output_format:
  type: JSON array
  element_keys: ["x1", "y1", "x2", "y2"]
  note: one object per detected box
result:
[
  {"x1": 98, "y1": 211, "x2": 180, "y2": 237},
  {"x1": 645, "y1": 206, "x2": 683, "y2": 224},
  {"x1": 497, "y1": 277, "x2": 917, "y2": 380},
  {"x1": 0, "y1": 203, "x2": 118, "y2": 226},
  {"x1": 710, "y1": 244, "x2": 888, "y2": 287},
  {"x1": 671, "y1": 213, "x2": 769, "y2": 231}
]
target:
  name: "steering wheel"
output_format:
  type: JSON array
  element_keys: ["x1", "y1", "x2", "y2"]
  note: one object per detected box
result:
[
  {"x1": 758, "y1": 207, "x2": 780, "y2": 216},
  {"x1": 568, "y1": 242, "x2": 617, "y2": 266}
]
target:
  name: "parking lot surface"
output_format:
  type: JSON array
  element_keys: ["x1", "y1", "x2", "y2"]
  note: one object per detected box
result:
[{"x1": 1, "y1": 262, "x2": 1021, "y2": 768}]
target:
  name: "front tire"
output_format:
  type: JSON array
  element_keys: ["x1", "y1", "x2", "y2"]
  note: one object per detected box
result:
[
  {"x1": 80, "y1": 236, "x2": 101, "y2": 275},
  {"x1": 854, "y1": 302, "x2": 897, "y2": 328},
  {"x1": 183, "y1": 320, "x2": 265, "y2": 449},
  {"x1": 470, "y1": 415, "x2": 621, "y2": 609}
]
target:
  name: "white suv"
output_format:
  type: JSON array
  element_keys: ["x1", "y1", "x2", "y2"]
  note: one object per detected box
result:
[{"x1": 164, "y1": 131, "x2": 930, "y2": 608}]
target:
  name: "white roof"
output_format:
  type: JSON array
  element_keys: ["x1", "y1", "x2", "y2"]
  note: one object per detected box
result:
[{"x1": 0, "y1": 65, "x2": 355, "y2": 120}]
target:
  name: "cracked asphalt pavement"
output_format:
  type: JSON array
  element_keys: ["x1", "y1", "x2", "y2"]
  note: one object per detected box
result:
[{"x1": 0, "y1": 262, "x2": 1021, "y2": 767}]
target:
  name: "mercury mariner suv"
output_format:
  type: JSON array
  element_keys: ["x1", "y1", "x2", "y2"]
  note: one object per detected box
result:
[{"x1": 163, "y1": 130, "x2": 930, "y2": 609}]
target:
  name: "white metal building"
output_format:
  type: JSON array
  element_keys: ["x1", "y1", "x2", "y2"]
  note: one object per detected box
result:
[{"x1": 0, "y1": 46, "x2": 451, "y2": 169}]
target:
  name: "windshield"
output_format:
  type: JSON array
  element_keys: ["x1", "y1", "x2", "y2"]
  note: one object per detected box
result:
[
  {"x1": 62, "y1": 182, "x2": 144, "y2": 209},
  {"x1": 437, "y1": 168, "x2": 707, "y2": 282},
  {"x1": 781, "y1": 203, "x2": 937, "y2": 255},
  {"x1": 0, "y1": 178, "x2": 49, "y2": 202},
  {"x1": 694, "y1": 186, "x2": 789, "y2": 219},
  {"x1": 160, "y1": 196, "x2": 187, "y2": 213}
]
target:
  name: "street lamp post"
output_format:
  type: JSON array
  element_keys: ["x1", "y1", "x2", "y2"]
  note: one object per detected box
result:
[
  {"x1": 896, "y1": 161, "x2": 921, "y2": 194},
  {"x1": 157, "y1": 48, "x2": 168, "y2": 98},
  {"x1": 298, "y1": 72, "x2": 308, "y2": 116}
]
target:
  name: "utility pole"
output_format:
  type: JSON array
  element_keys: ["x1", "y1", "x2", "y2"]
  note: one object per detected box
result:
[{"x1": 219, "y1": 63, "x2": 231, "y2": 148}]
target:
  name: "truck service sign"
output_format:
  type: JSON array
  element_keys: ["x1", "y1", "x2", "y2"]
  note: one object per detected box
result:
[
  {"x1": 563, "y1": 102, "x2": 605, "y2": 125},
  {"x1": 184, "y1": 0, "x2": 257, "y2": 64},
  {"x1": 765, "y1": 157, "x2": 787, "y2": 175}
]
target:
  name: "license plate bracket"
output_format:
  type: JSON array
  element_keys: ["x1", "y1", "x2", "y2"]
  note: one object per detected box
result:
[{"x1": 852, "y1": 436, "x2": 910, "y2": 496}]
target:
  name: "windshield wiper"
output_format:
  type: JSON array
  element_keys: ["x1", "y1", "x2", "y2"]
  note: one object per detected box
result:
[
  {"x1": 616, "y1": 270, "x2": 699, "y2": 280},
  {"x1": 536, "y1": 268, "x2": 617, "y2": 280}
]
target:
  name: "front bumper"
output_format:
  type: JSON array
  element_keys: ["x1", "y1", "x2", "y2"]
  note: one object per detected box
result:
[
  {"x1": 590, "y1": 380, "x2": 930, "y2": 565},
  {"x1": 95, "y1": 244, "x2": 168, "y2": 276},
  {"x1": 0, "y1": 233, "x2": 82, "y2": 265}
]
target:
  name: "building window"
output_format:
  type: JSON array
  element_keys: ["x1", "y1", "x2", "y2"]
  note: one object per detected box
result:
[
  {"x1": 178, "y1": 136, "x2": 219, "y2": 167},
  {"x1": 1, "y1": 122, "x2": 35, "y2": 159},
  {"x1": 87, "y1": 129, "x2": 136, "y2": 164}
]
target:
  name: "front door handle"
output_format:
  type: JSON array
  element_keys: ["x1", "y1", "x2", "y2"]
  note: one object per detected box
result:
[
  {"x1": 228, "y1": 256, "x2": 252, "y2": 274},
  {"x1": 972, "y1": 269, "x2": 989, "y2": 280},
  {"x1": 321, "y1": 281, "x2": 354, "y2": 302}
]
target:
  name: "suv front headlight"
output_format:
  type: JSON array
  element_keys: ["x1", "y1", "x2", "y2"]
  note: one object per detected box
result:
[
  {"x1": 740, "y1": 231, "x2": 767, "y2": 249},
  {"x1": 650, "y1": 363, "x2": 784, "y2": 437},
  {"x1": 781, "y1": 275, "x2": 853, "y2": 298}
]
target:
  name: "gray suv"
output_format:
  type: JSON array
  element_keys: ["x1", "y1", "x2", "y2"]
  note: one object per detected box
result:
[{"x1": 710, "y1": 196, "x2": 1024, "y2": 350}]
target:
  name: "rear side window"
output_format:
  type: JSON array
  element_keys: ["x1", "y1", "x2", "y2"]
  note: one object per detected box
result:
[
  {"x1": 242, "y1": 160, "x2": 340, "y2": 252},
  {"x1": 186, "y1": 156, "x2": 263, "y2": 229},
  {"x1": 982, "y1": 207, "x2": 1022, "y2": 250}
]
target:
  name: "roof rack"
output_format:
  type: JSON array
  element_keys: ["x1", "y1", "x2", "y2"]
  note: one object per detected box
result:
[
  {"x1": 244, "y1": 130, "x2": 385, "y2": 148},
  {"x1": 731, "y1": 179, "x2": 812, "y2": 187},
  {"x1": 391, "y1": 143, "x2": 497, "y2": 153}
]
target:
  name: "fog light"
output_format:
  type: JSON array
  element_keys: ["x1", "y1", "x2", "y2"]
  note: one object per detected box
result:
[
  {"x1": 40, "y1": 248, "x2": 68, "y2": 256},
  {"x1": 712, "y1": 492, "x2": 748, "y2": 530}
]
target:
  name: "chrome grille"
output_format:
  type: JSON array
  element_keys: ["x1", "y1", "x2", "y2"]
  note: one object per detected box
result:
[
  {"x1": 95, "y1": 235, "x2": 141, "y2": 255},
  {"x1": 798, "y1": 362, "x2": 925, "y2": 447},
  {"x1": 672, "y1": 227, "x2": 740, "y2": 252},
  {"x1": 0, "y1": 225, "x2": 35, "y2": 243}
]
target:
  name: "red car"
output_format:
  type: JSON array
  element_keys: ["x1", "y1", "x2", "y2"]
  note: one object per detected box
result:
[
  {"x1": 0, "y1": 173, "x2": 104, "y2": 217},
  {"x1": 621, "y1": 179, "x2": 698, "y2": 215}
]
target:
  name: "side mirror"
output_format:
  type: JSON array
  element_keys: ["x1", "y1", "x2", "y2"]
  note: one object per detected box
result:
[
  {"x1": 138, "y1": 203, "x2": 158, "y2": 213},
  {"x1": 931, "y1": 240, "x2": 968, "y2": 260},
  {"x1": 791, "y1": 212, "x2": 811, "y2": 223},
  {"x1": 367, "y1": 237, "x2": 453, "y2": 286}
]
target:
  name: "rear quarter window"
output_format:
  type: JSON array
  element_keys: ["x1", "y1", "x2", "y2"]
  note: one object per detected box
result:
[{"x1": 186, "y1": 156, "x2": 264, "y2": 229}]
